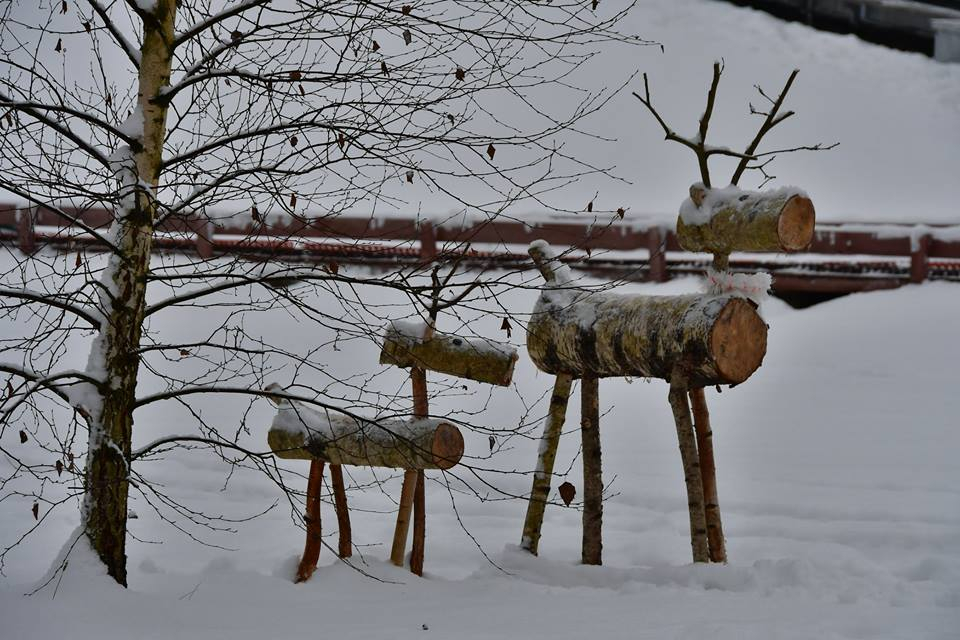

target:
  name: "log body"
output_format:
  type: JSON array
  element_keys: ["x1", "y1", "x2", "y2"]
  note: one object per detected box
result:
[
  {"x1": 527, "y1": 291, "x2": 767, "y2": 386},
  {"x1": 677, "y1": 184, "x2": 815, "y2": 254},
  {"x1": 380, "y1": 322, "x2": 518, "y2": 386},
  {"x1": 269, "y1": 401, "x2": 463, "y2": 469}
]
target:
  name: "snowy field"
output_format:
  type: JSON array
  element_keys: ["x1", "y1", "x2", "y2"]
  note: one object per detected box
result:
[{"x1": 0, "y1": 259, "x2": 958, "y2": 639}]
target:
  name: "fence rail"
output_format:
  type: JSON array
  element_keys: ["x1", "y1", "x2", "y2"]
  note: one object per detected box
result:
[{"x1": 1, "y1": 203, "x2": 957, "y2": 298}]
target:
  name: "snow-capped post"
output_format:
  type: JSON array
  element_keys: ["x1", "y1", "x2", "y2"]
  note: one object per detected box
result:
[
  {"x1": 379, "y1": 316, "x2": 518, "y2": 574},
  {"x1": 522, "y1": 240, "x2": 768, "y2": 564}
]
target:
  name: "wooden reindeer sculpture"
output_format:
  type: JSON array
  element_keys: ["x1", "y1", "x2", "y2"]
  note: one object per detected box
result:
[
  {"x1": 268, "y1": 319, "x2": 516, "y2": 581},
  {"x1": 520, "y1": 240, "x2": 769, "y2": 564},
  {"x1": 521, "y1": 62, "x2": 821, "y2": 564}
]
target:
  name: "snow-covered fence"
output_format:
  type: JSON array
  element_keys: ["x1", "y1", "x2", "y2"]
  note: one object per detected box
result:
[{"x1": 3, "y1": 202, "x2": 956, "y2": 294}]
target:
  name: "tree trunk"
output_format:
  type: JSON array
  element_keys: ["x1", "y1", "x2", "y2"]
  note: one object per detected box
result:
[
  {"x1": 520, "y1": 372, "x2": 573, "y2": 554},
  {"x1": 329, "y1": 464, "x2": 352, "y2": 559},
  {"x1": 269, "y1": 401, "x2": 463, "y2": 470},
  {"x1": 581, "y1": 375, "x2": 602, "y2": 566},
  {"x1": 668, "y1": 373, "x2": 709, "y2": 563},
  {"x1": 82, "y1": 0, "x2": 177, "y2": 586},
  {"x1": 295, "y1": 459, "x2": 325, "y2": 583},
  {"x1": 689, "y1": 388, "x2": 726, "y2": 563},
  {"x1": 527, "y1": 292, "x2": 767, "y2": 387},
  {"x1": 677, "y1": 184, "x2": 815, "y2": 254}
]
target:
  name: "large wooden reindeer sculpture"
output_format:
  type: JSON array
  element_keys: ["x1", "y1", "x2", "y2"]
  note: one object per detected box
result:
[{"x1": 521, "y1": 63, "x2": 819, "y2": 565}]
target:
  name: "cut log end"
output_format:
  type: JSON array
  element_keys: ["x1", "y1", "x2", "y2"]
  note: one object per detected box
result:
[
  {"x1": 777, "y1": 195, "x2": 815, "y2": 251},
  {"x1": 710, "y1": 298, "x2": 768, "y2": 384},
  {"x1": 431, "y1": 422, "x2": 464, "y2": 470}
]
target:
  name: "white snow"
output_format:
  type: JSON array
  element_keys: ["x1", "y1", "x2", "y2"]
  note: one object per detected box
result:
[
  {"x1": 272, "y1": 398, "x2": 452, "y2": 448},
  {"x1": 386, "y1": 318, "x2": 429, "y2": 345},
  {"x1": 0, "y1": 252, "x2": 958, "y2": 639},
  {"x1": 704, "y1": 268, "x2": 772, "y2": 304},
  {"x1": 529, "y1": 239, "x2": 574, "y2": 286},
  {"x1": 2, "y1": 0, "x2": 960, "y2": 637}
]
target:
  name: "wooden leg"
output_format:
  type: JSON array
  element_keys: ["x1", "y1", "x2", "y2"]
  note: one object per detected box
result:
[
  {"x1": 402, "y1": 365, "x2": 429, "y2": 572},
  {"x1": 581, "y1": 375, "x2": 602, "y2": 566},
  {"x1": 689, "y1": 387, "x2": 726, "y2": 563},
  {"x1": 390, "y1": 469, "x2": 419, "y2": 567},
  {"x1": 329, "y1": 464, "x2": 352, "y2": 559},
  {"x1": 295, "y1": 459, "x2": 325, "y2": 583},
  {"x1": 521, "y1": 373, "x2": 573, "y2": 555},
  {"x1": 410, "y1": 469, "x2": 426, "y2": 576},
  {"x1": 668, "y1": 373, "x2": 709, "y2": 563}
]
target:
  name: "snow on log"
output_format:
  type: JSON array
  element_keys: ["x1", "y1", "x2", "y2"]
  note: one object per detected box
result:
[
  {"x1": 526, "y1": 289, "x2": 767, "y2": 386},
  {"x1": 380, "y1": 321, "x2": 518, "y2": 387},
  {"x1": 268, "y1": 400, "x2": 463, "y2": 470},
  {"x1": 677, "y1": 183, "x2": 815, "y2": 254}
]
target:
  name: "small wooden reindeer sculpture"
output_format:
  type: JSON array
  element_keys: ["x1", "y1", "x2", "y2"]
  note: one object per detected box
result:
[{"x1": 268, "y1": 290, "x2": 517, "y2": 581}]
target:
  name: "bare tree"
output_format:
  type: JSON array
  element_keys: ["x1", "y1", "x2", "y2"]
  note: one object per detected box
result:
[{"x1": 0, "y1": 0, "x2": 645, "y2": 586}]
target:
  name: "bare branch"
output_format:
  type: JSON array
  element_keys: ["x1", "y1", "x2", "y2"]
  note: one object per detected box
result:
[
  {"x1": 0, "y1": 287, "x2": 103, "y2": 329},
  {"x1": 731, "y1": 69, "x2": 798, "y2": 186}
]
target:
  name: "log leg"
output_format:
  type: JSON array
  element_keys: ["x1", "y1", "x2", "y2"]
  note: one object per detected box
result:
[
  {"x1": 405, "y1": 366, "x2": 429, "y2": 574},
  {"x1": 668, "y1": 373, "x2": 709, "y2": 563},
  {"x1": 329, "y1": 464, "x2": 352, "y2": 559},
  {"x1": 295, "y1": 459, "x2": 325, "y2": 583},
  {"x1": 689, "y1": 387, "x2": 726, "y2": 563},
  {"x1": 410, "y1": 469, "x2": 426, "y2": 576},
  {"x1": 521, "y1": 373, "x2": 574, "y2": 555},
  {"x1": 390, "y1": 469, "x2": 419, "y2": 567},
  {"x1": 581, "y1": 375, "x2": 602, "y2": 566}
]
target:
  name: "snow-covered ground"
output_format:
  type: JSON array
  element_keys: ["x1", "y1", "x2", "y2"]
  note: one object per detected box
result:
[
  {"x1": 1, "y1": 0, "x2": 959, "y2": 638},
  {"x1": 0, "y1": 259, "x2": 957, "y2": 638}
]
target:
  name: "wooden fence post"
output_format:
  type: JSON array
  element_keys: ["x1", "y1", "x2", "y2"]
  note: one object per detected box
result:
[
  {"x1": 195, "y1": 219, "x2": 214, "y2": 259},
  {"x1": 647, "y1": 226, "x2": 667, "y2": 283},
  {"x1": 16, "y1": 207, "x2": 36, "y2": 255},
  {"x1": 419, "y1": 221, "x2": 437, "y2": 261},
  {"x1": 910, "y1": 234, "x2": 930, "y2": 284}
]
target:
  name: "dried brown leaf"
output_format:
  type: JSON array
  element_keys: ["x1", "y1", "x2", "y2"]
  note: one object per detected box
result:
[{"x1": 559, "y1": 482, "x2": 576, "y2": 506}]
